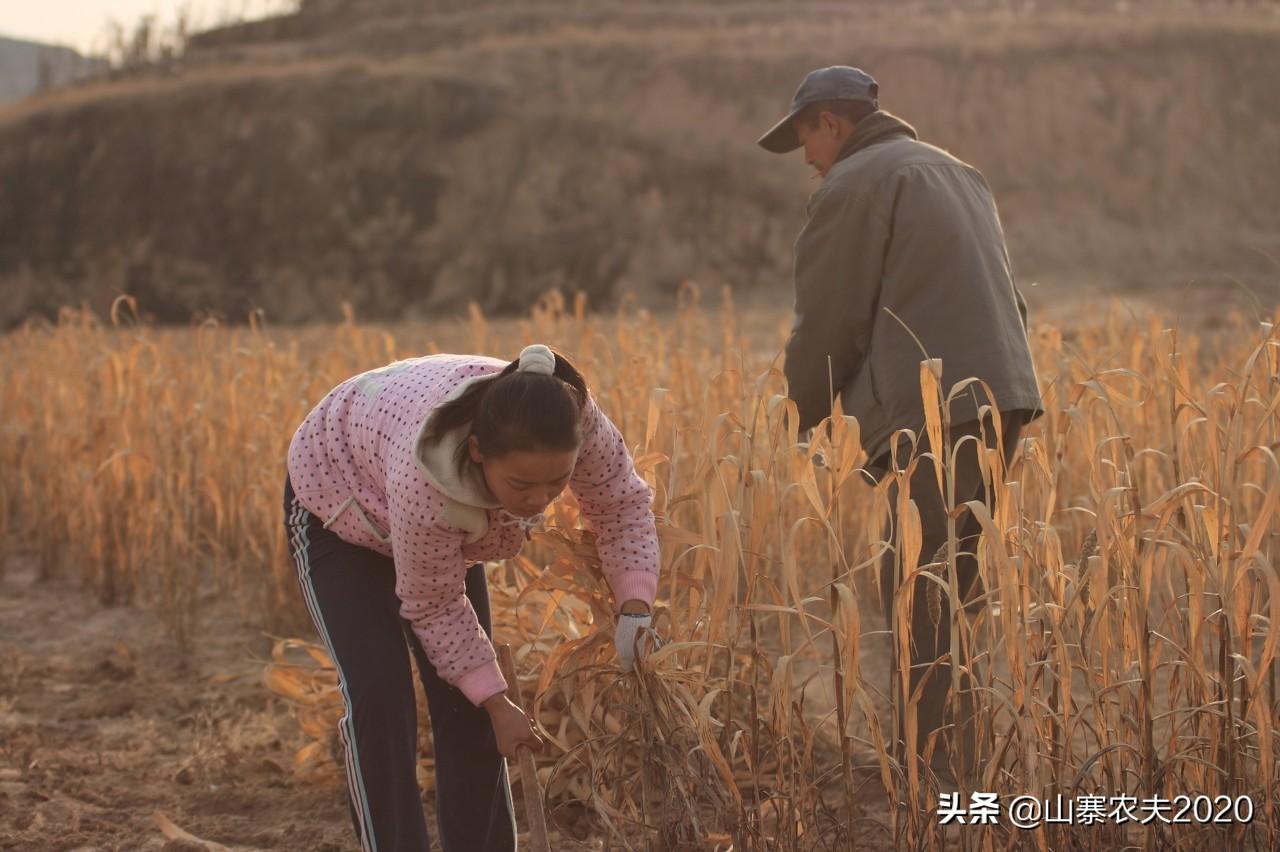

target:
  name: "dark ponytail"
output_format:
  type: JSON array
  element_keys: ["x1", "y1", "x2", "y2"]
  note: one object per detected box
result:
[{"x1": 421, "y1": 348, "x2": 591, "y2": 471}]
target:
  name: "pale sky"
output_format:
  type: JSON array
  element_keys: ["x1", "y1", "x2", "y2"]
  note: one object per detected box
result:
[{"x1": 3, "y1": 0, "x2": 295, "y2": 55}]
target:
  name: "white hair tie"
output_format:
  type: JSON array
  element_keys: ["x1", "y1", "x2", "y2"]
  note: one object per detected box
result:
[{"x1": 517, "y1": 344, "x2": 556, "y2": 376}]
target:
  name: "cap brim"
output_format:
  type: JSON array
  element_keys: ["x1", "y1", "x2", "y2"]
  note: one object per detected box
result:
[{"x1": 756, "y1": 108, "x2": 802, "y2": 154}]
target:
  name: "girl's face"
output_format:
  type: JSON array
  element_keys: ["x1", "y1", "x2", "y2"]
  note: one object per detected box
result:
[{"x1": 468, "y1": 436, "x2": 578, "y2": 518}]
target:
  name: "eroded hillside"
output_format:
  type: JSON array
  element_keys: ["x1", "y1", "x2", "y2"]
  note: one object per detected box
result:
[{"x1": 1, "y1": 3, "x2": 1277, "y2": 325}]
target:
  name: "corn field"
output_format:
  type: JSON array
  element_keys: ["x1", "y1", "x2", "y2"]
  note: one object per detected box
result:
[{"x1": 3, "y1": 290, "x2": 1279, "y2": 850}]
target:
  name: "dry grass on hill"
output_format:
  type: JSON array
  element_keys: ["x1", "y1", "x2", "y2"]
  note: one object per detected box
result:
[{"x1": 2, "y1": 3, "x2": 1278, "y2": 328}]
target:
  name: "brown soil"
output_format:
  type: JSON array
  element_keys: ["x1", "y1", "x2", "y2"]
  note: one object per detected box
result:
[
  {"x1": 0, "y1": 546, "x2": 905, "y2": 852},
  {"x1": 0, "y1": 555, "x2": 353, "y2": 851}
]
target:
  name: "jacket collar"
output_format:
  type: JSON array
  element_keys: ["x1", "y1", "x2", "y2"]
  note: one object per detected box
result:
[
  {"x1": 833, "y1": 109, "x2": 918, "y2": 166},
  {"x1": 414, "y1": 374, "x2": 502, "y2": 509}
]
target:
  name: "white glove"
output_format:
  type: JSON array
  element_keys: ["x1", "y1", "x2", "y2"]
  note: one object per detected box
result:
[{"x1": 614, "y1": 612, "x2": 654, "y2": 672}]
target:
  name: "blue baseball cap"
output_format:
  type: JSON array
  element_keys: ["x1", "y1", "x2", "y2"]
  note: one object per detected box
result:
[{"x1": 757, "y1": 66, "x2": 879, "y2": 154}]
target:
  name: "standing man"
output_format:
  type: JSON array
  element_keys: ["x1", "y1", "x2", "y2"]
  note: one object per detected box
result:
[{"x1": 758, "y1": 66, "x2": 1043, "y2": 785}]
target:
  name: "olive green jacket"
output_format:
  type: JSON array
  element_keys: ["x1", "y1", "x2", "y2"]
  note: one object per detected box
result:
[{"x1": 785, "y1": 110, "x2": 1043, "y2": 460}]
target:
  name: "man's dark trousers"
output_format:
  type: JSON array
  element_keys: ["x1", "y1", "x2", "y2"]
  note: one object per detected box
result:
[{"x1": 873, "y1": 410, "x2": 1027, "y2": 782}]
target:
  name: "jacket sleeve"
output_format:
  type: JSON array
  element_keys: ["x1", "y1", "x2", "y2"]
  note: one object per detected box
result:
[
  {"x1": 785, "y1": 178, "x2": 891, "y2": 432},
  {"x1": 386, "y1": 486, "x2": 507, "y2": 707},
  {"x1": 568, "y1": 398, "x2": 661, "y2": 611}
]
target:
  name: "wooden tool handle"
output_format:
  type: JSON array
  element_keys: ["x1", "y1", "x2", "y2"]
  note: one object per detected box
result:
[{"x1": 496, "y1": 643, "x2": 551, "y2": 852}]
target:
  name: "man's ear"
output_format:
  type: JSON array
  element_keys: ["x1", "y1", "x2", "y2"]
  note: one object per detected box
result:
[
  {"x1": 825, "y1": 111, "x2": 855, "y2": 138},
  {"x1": 467, "y1": 434, "x2": 484, "y2": 464}
]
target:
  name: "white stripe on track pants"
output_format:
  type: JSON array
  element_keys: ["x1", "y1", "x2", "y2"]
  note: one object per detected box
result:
[{"x1": 284, "y1": 474, "x2": 516, "y2": 852}]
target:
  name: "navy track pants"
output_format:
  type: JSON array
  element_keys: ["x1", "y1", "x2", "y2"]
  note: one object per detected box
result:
[{"x1": 284, "y1": 475, "x2": 516, "y2": 851}]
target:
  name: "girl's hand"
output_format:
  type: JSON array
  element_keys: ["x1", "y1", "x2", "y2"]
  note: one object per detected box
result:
[
  {"x1": 614, "y1": 608, "x2": 655, "y2": 672},
  {"x1": 482, "y1": 694, "x2": 545, "y2": 759}
]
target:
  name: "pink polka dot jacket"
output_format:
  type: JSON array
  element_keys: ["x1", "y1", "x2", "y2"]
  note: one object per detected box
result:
[{"x1": 286, "y1": 353, "x2": 660, "y2": 706}]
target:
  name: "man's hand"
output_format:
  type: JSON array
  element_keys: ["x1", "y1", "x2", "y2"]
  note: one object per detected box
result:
[
  {"x1": 796, "y1": 428, "x2": 829, "y2": 469},
  {"x1": 482, "y1": 694, "x2": 545, "y2": 759}
]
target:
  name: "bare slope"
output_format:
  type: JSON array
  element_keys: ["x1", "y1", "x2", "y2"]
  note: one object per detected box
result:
[{"x1": 1, "y1": 4, "x2": 1277, "y2": 326}]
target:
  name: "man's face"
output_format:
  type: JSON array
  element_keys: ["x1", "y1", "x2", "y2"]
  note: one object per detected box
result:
[{"x1": 795, "y1": 111, "x2": 849, "y2": 180}]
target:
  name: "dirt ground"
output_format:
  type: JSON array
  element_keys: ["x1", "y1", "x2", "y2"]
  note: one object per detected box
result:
[
  {"x1": 0, "y1": 548, "x2": 908, "y2": 852},
  {"x1": 0, "y1": 554, "x2": 355, "y2": 852}
]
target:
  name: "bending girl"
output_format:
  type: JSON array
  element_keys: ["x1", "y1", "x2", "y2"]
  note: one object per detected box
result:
[{"x1": 283, "y1": 344, "x2": 659, "y2": 851}]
